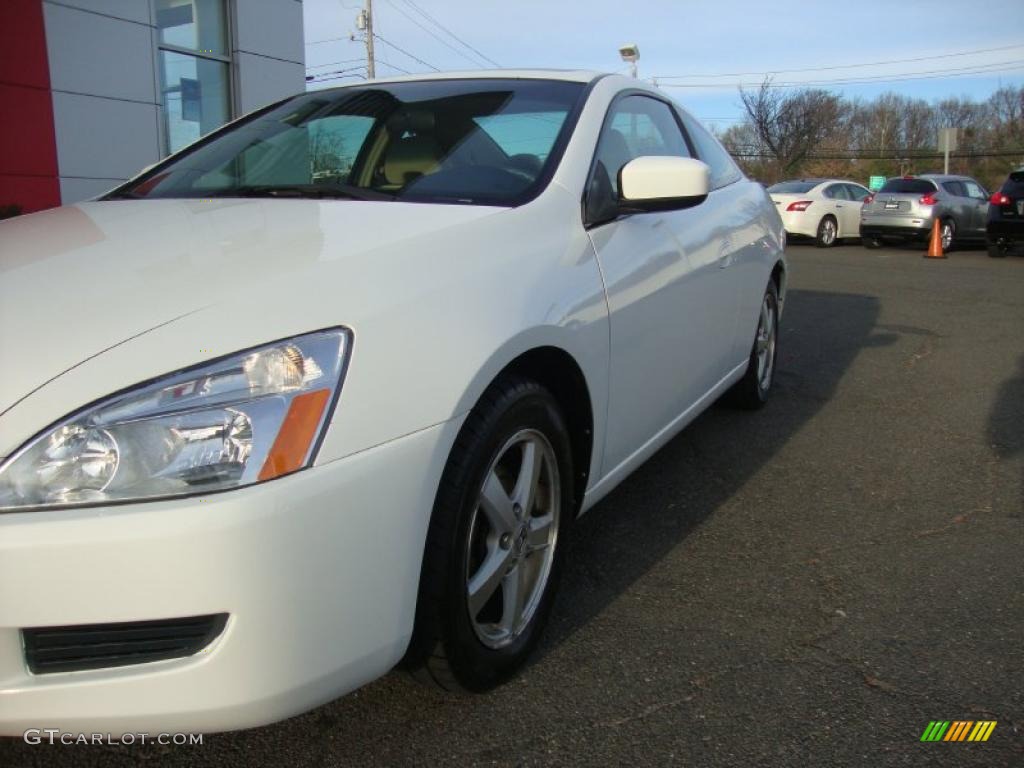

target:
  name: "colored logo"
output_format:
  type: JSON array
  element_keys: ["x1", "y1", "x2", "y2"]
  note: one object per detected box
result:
[{"x1": 920, "y1": 721, "x2": 996, "y2": 742}]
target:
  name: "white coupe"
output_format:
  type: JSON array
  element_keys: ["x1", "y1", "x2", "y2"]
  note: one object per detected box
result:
[
  {"x1": 768, "y1": 178, "x2": 872, "y2": 247},
  {"x1": 0, "y1": 70, "x2": 786, "y2": 735}
]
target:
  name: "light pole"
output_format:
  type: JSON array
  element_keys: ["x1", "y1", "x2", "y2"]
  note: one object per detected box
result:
[{"x1": 619, "y1": 44, "x2": 639, "y2": 79}]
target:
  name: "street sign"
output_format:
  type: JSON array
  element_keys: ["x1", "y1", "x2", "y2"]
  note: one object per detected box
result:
[{"x1": 869, "y1": 176, "x2": 886, "y2": 191}]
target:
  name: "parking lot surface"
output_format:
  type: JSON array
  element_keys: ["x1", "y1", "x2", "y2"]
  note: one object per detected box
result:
[{"x1": 3, "y1": 243, "x2": 1022, "y2": 767}]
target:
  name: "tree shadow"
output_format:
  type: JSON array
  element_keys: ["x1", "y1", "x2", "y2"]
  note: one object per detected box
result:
[{"x1": 538, "y1": 288, "x2": 894, "y2": 655}]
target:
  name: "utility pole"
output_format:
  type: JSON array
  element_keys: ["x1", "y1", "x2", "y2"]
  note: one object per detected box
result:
[
  {"x1": 365, "y1": 0, "x2": 375, "y2": 79},
  {"x1": 356, "y1": 0, "x2": 375, "y2": 79}
]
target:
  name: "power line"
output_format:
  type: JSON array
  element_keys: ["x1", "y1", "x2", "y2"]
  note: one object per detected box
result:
[
  {"x1": 376, "y1": 58, "x2": 413, "y2": 75},
  {"x1": 308, "y1": 73, "x2": 368, "y2": 84},
  {"x1": 728, "y1": 148, "x2": 1024, "y2": 160},
  {"x1": 306, "y1": 65, "x2": 367, "y2": 82},
  {"x1": 382, "y1": 0, "x2": 490, "y2": 68},
  {"x1": 655, "y1": 43, "x2": 1024, "y2": 79},
  {"x1": 306, "y1": 36, "x2": 351, "y2": 46},
  {"x1": 373, "y1": 33, "x2": 440, "y2": 71},
  {"x1": 397, "y1": 0, "x2": 500, "y2": 67},
  {"x1": 660, "y1": 60, "x2": 1024, "y2": 89},
  {"x1": 306, "y1": 58, "x2": 368, "y2": 71},
  {"x1": 665, "y1": 60, "x2": 1024, "y2": 88}
]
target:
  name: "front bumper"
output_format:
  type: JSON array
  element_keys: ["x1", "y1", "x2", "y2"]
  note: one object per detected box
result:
[{"x1": 0, "y1": 418, "x2": 459, "y2": 736}]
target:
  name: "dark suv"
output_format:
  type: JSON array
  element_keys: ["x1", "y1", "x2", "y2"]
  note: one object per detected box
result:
[
  {"x1": 987, "y1": 168, "x2": 1024, "y2": 257},
  {"x1": 860, "y1": 174, "x2": 989, "y2": 251}
]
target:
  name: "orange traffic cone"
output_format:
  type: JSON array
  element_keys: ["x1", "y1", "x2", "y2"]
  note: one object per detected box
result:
[{"x1": 924, "y1": 218, "x2": 946, "y2": 259}]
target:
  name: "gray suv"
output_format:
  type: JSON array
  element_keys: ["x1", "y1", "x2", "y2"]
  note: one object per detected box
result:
[{"x1": 860, "y1": 174, "x2": 989, "y2": 251}]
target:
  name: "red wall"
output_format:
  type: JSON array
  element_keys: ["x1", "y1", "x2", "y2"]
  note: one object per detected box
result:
[{"x1": 0, "y1": 0, "x2": 60, "y2": 213}]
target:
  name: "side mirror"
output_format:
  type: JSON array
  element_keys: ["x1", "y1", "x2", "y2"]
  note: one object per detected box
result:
[{"x1": 619, "y1": 156, "x2": 710, "y2": 212}]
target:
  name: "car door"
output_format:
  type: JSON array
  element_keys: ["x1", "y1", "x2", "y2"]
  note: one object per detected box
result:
[
  {"x1": 584, "y1": 93, "x2": 737, "y2": 474},
  {"x1": 824, "y1": 183, "x2": 858, "y2": 236},
  {"x1": 844, "y1": 184, "x2": 871, "y2": 234},
  {"x1": 962, "y1": 179, "x2": 990, "y2": 236},
  {"x1": 941, "y1": 180, "x2": 971, "y2": 232}
]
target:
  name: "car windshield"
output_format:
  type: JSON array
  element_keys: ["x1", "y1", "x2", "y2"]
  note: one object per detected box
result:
[
  {"x1": 768, "y1": 181, "x2": 818, "y2": 193},
  {"x1": 108, "y1": 79, "x2": 585, "y2": 207},
  {"x1": 878, "y1": 178, "x2": 936, "y2": 194}
]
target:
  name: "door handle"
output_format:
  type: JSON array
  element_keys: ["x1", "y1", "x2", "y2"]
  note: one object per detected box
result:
[
  {"x1": 836, "y1": 204, "x2": 845, "y2": 208},
  {"x1": 718, "y1": 237, "x2": 734, "y2": 268}
]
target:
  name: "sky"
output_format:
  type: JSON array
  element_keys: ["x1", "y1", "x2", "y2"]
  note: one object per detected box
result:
[{"x1": 301, "y1": 0, "x2": 1024, "y2": 131}]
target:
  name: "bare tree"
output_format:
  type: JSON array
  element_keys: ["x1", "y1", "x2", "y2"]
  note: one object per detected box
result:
[
  {"x1": 721, "y1": 82, "x2": 1022, "y2": 188},
  {"x1": 739, "y1": 78, "x2": 846, "y2": 179},
  {"x1": 308, "y1": 128, "x2": 347, "y2": 180}
]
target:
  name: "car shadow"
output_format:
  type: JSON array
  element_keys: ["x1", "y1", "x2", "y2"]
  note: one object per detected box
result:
[{"x1": 536, "y1": 287, "x2": 893, "y2": 657}]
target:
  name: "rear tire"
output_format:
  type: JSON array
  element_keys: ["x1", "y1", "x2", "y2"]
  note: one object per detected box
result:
[
  {"x1": 404, "y1": 376, "x2": 574, "y2": 692},
  {"x1": 988, "y1": 240, "x2": 1007, "y2": 258},
  {"x1": 940, "y1": 218, "x2": 956, "y2": 253},
  {"x1": 726, "y1": 280, "x2": 780, "y2": 410},
  {"x1": 815, "y1": 216, "x2": 838, "y2": 248},
  {"x1": 864, "y1": 236, "x2": 883, "y2": 249}
]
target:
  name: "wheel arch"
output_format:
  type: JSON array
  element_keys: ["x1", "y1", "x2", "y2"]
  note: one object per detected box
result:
[
  {"x1": 489, "y1": 347, "x2": 594, "y2": 514},
  {"x1": 771, "y1": 259, "x2": 787, "y2": 316},
  {"x1": 452, "y1": 339, "x2": 597, "y2": 516}
]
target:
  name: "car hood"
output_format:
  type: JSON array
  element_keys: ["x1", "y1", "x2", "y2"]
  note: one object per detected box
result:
[{"x1": 0, "y1": 198, "x2": 501, "y2": 422}]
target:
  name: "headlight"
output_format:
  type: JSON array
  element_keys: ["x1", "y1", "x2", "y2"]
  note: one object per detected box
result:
[{"x1": 0, "y1": 329, "x2": 350, "y2": 511}]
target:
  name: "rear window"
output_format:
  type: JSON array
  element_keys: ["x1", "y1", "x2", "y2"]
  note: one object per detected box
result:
[
  {"x1": 768, "y1": 181, "x2": 817, "y2": 193},
  {"x1": 879, "y1": 178, "x2": 936, "y2": 194},
  {"x1": 1003, "y1": 170, "x2": 1024, "y2": 193}
]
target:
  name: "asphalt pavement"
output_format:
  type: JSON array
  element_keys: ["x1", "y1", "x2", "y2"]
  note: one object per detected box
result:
[{"x1": 4, "y1": 241, "x2": 1022, "y2": 767}]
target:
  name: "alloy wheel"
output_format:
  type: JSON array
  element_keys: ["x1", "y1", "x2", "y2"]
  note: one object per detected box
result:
[
  {"x1": 465, "y1": 429, "x2": 560, "y2": 649},
  {"x1": 941, "y1": 221, "x2": 954, "y2": 251},
  {"x1": 821, "y1": 218, "x2": 837, "y2": 245},
  {"x1": 755, "y1": 294, "x2": 777, "y2": 390}
]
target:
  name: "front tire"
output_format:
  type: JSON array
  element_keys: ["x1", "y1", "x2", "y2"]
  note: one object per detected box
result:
[
  {"x1": 815, "y1": 215, "x2": 838, "y2": 248},
  {"x1": 404, "y1": 377, "x2": 573, "y2": 692},
  {"x1": 726, "y1": 280, "x2": 780, "y2": 410}
]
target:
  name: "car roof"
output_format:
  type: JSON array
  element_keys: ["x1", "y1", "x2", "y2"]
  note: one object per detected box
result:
[
  {"x1": 325, "y1": 69, "x2": 606, "y2": 87},
  {"x1": 773, "y1": 178, "x2": 865, "y2": 186}
]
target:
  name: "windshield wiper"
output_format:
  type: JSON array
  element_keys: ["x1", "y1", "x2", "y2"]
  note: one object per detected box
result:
[{"x1": 210, "y1": 183, "x2": 395, "y2": 201}]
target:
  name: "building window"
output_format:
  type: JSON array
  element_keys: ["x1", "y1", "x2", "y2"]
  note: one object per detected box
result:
[{"x1": 155, "y1": 0, "x2": 231, "y2": 155}]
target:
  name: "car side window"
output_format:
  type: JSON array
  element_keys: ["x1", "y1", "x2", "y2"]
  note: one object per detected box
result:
[
  {"x1": 963, "y1": 180, "x2": 987, "y2": 200},
  {"x1": 846, "y1": 184, "x2": 871, "y2": 202},
  {"x1": 585, "y1": 94, "x2": 691, "y2": 225},
  {"x1": 676, "y1": 109, "x2": 742, "y2": 190},
  {"x1": 826, "y1": 184, "x2": 851, "y2": 201},
  {"x1": 942, "y1": 181, "x2": 965, "y2": 197}
]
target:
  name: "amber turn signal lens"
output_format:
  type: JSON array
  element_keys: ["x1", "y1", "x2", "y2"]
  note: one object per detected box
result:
[{"x1": 258, "y1": 389, "x2": 331, "y2": 480}]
